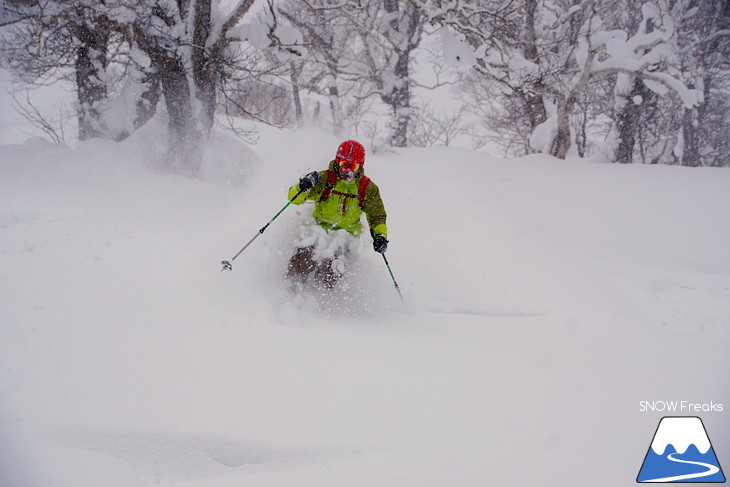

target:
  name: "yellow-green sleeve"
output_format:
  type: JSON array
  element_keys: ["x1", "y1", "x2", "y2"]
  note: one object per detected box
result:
[{"x1": 363, "y1": 182, "x2": 388, "y2": 239}]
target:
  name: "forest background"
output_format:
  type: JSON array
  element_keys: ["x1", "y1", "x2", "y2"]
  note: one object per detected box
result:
[{"x1": 1, "y1": 0, "x2": 728, "y2": 175}]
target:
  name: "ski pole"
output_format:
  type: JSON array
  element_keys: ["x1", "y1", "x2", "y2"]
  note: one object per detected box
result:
[
  {"x1": 221, "y1": 189, "x2": 304, "y2": 271},
  {"x1": 381, "y1": 253, "x2": 403, "y2": 300}
]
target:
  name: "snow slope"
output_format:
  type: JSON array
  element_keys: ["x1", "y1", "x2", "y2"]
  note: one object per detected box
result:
[{"x1": 1, "y1": 126, "x2": 729, "y2": 487}]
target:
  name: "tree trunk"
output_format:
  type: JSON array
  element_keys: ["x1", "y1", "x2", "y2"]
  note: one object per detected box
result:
[
  {"x1": 193, "y1": 72, "x2": 217, "y2": 137},
  {"x1": 387, "y1": 58, "x2": 411, "y2": 148},
  {"x1": 550, "y1": 95, "x2": 572, "y2": 159},
  {"x1": 112, "y1": 70, "x2": 162, "y2": 142},
  {"x1": 519, "y1": 90, "x2": 547, "y2": 133},
  {"x1": 575, "y1": 113, "x2": 587, "y2": 158},
  {"x1": 681, "y1": 105, "x2": 700, "y2": 167},
  {"x1": 522, "y1": 0, "x2": 547, "y2": 135},
  {"x1": 382, "y1": 0, "x2": 420, "y2": 148},
  {"x1": 74, "y1": 20, "x2": 110, "y2": 141},
  {"x1": 133, "y1": 71, "x2": 162, "y2": 131},
  {"x1": 290, "y1": 62, "x2": 304, "y2": 127},
  {"x1": 191, "y1": 0, "x2": 216, "y2": 135},
  {"x1": 615, "y1": 78, "x2": 652, "y2": 164},
  {"x1": 158, "y1": 56, "x2": 203, "y2": 177},
  {"x1": 326, "y1": 73, "x2": 342, "y2": 135},
  {"x1": 681, "y1": 75, "x2": 712, "y2": 167}
]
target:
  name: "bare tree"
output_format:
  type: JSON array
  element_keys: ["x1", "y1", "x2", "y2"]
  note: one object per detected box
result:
[
  {"x1": 1, "y1": 0, "x2": 116, "y2": 140},
  {"x1": 674, "y1": 0, "x2": 730, "y2": 167},
  {"x1": 2, "y1": 0, "x2": 268, "y2": 174},
  {"x1": 410, "y1": 103, "x2": 465, "y2": 147},
  {"x1": 278, "y1": 0, "x2": 353, "y2": 134},
  {"x1": 10, "y1": 89, "x2": 70, "y2": 144},
  {"x1": 352, "y1": 0, "x2": 426, "y2": 147},
  {"x1": 423, "y1": 0, "x2": 701, "y2": 159},
  {"x1": 425, "y1": 0, "x2": 546, "y2": 154},
  {"x1": 128, "y1": 0, "x2": 261, "y2": 175}
]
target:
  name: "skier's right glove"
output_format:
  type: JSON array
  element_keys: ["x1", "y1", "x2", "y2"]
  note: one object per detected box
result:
[{"x1": 298, "y1": 171, "x2": 320, "y2": 192}]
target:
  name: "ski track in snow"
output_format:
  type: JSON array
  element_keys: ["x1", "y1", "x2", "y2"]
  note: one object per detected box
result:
[{"x1": 427, "y1": 307, "x2": 549, "y2": 317}]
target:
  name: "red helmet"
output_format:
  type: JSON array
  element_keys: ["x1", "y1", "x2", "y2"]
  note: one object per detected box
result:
[{"x1": 335, "y1": 140, "x2": 365, "y2": 169}]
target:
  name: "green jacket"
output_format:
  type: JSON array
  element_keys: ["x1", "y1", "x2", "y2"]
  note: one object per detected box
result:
[{"x1": 288, "y1": 160, "x2": 388, "y2": 238}]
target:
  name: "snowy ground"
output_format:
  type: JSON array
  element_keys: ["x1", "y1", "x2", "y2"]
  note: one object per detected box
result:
[{"x1": 1, "y1": 125, "x2": 729, "y2": 487}]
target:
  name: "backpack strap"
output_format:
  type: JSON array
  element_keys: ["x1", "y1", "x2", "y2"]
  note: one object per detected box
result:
[
  {"x1": 319, "y1": 170, "x2": 337, "y2": 202},
  {"x1": 320, "y1": 171, "x2": 370, "y2": 211},
  {"x1": 358, "y1": 176, "x2": 371, "y2": 208}
]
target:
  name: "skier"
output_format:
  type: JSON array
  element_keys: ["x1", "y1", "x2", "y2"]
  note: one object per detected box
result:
[{"x1": 286, "y1": 140, "x2": 388, "y2": 290}]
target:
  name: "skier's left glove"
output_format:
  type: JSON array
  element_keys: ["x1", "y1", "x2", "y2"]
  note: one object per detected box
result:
[{"x1": 373, "y1": 235, "x2": 388, "y2": 253}]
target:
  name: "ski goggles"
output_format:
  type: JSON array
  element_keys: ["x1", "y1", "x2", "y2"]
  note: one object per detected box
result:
[{"x1": 336, "y1": 158, "x2": 361, "y2": 172}]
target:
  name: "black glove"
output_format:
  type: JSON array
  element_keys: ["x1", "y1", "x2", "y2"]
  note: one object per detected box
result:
[
  {"x1": 373, "y1": 235, "x2": 388, "y2": 253},
  {"x1": 298, "y1": 171, "x2": 320, "y2": 192}
]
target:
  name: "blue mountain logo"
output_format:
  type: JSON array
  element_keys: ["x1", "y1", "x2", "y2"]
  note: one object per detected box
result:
[{"x1": 637, "y1": 416, "x2": 725, "y2": 483}]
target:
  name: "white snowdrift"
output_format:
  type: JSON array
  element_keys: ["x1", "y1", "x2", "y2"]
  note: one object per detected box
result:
[{"x1": 1, "y1": 126, "x2": 729, "y2": 487}]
